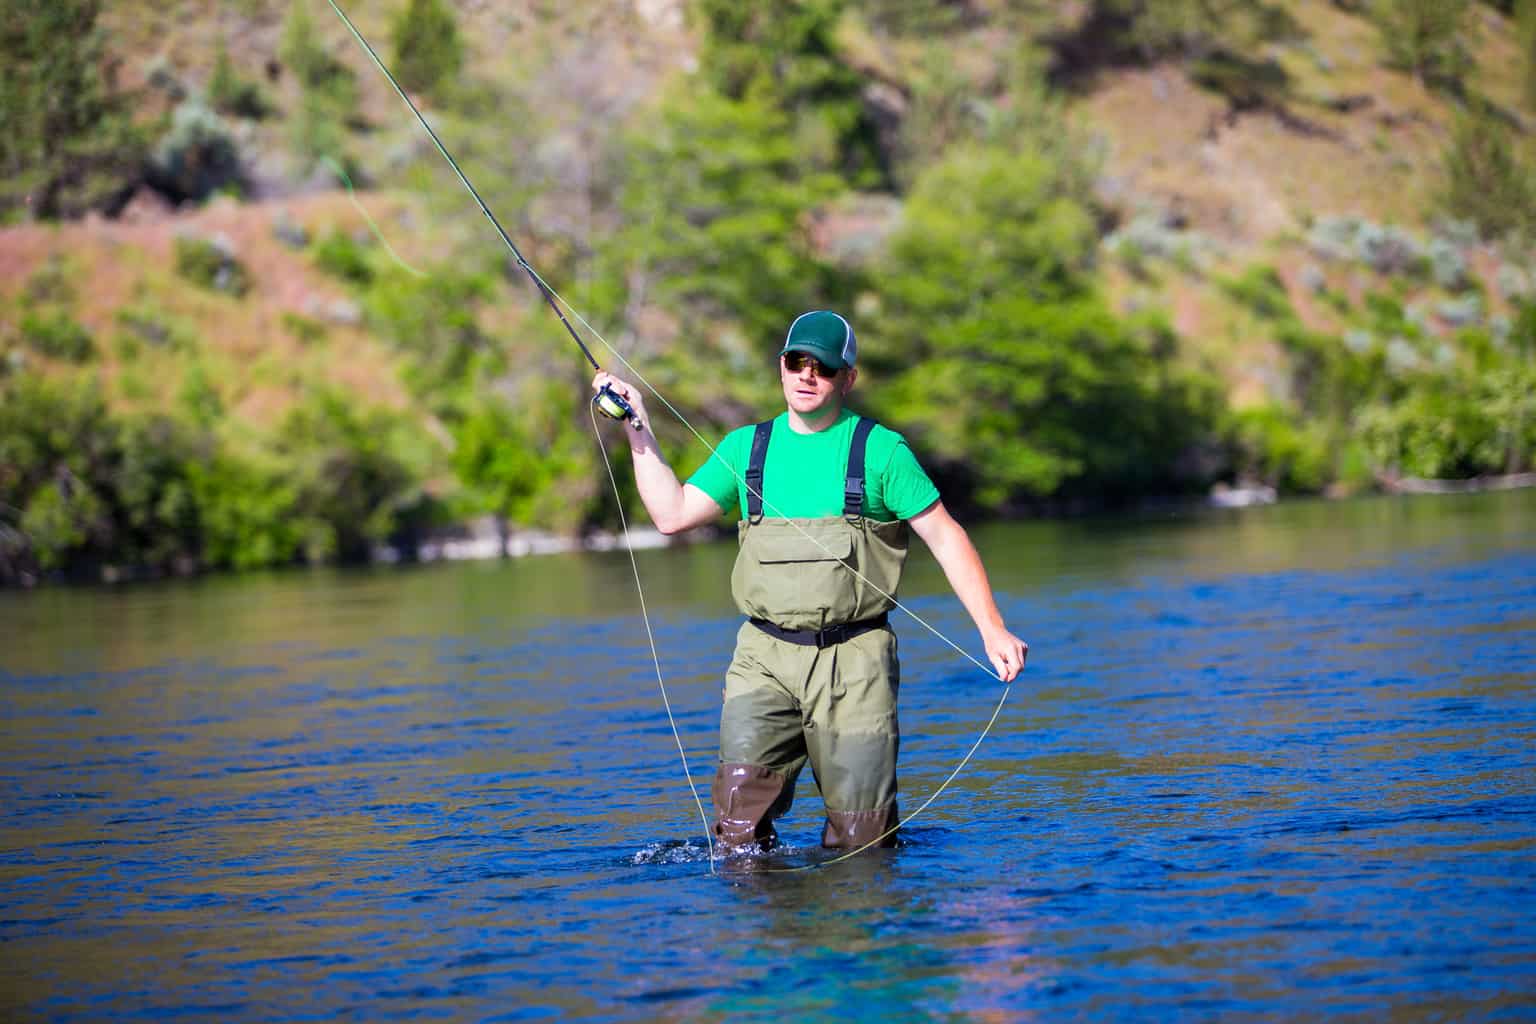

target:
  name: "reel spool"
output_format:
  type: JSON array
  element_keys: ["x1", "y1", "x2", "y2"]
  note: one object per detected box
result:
[{"x1": 594, "y1": 383, "x2": 641, "y2": 429}]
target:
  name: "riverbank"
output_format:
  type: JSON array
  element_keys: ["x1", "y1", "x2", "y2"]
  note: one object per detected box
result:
[{"x1": 9, "y1": 474, "x2": 1536, "y2": 590}]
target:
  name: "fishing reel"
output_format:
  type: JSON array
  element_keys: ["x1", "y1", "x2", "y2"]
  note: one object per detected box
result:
[{"x1": 593, "y1": 383, "x2": 642, "y2": 430}]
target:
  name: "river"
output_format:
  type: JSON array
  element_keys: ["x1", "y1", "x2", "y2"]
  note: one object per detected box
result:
[{"x1": 2, "y1": 491, "x2": 1533, "y2": 1020}]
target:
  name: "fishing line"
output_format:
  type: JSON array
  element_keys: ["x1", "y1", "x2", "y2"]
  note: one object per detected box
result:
[
  {"x1": 326, "y1": 0, "x2": 1017, "y2": 871},
  {"x1": 320, "y1": 154, "x2": 428, "y2": 277},
  {"x1": 589, "y1": 403, "x2": 717, "y2": 875}
]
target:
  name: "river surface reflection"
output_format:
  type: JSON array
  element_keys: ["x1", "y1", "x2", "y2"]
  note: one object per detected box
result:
[{"x1": 1, "y1": 491, "x2": 1533, "y2": 1020}]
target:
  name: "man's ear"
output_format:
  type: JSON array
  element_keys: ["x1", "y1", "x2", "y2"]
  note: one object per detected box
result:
[{"x1": 841, "y1": 367, "x2": 858, "y2": 394}]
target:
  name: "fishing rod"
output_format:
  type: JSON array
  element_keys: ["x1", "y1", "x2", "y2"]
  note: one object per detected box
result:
[{"x1": 322, "y1": 0, "x2": 639, "y2": 429}]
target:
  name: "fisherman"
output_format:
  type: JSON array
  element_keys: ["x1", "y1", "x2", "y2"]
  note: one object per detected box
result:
[{"x1": 593, "y1": 310, "x2": 1027, "y2": 852}]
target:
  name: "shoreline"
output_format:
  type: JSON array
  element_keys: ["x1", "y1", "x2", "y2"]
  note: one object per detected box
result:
[{"x1": 5, "y1": 476, "x2": 1535, "y2": 590}]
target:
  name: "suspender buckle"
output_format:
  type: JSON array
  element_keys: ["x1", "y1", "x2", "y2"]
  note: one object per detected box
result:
[{"x1": 843, "y1": 478, "x2": 865, "y2": 523}]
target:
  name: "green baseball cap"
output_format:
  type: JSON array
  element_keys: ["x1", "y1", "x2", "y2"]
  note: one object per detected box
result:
[{"x1": 780, "y1": 310, "x2": 857, "y2": 370}]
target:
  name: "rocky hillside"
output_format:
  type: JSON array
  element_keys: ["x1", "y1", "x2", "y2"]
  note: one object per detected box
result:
[{"x1": 2, "y1": 0, "x2": 1533, "y2": 582}]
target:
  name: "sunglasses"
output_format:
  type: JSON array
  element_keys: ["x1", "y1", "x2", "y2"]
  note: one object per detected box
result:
[{"x1": 782, "y1": 350, "x2": 839, "y2": 379}]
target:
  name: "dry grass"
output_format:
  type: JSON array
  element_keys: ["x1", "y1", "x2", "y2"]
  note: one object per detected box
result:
[
  {"x1": 1, "y1": 190, "x2": 426, "y2": 432},
  {"x1": 1074, "y1": 0, "x2": 1528, "y2": 241}
]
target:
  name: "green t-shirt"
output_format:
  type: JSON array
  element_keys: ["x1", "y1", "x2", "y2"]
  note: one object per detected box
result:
[{"x1": 686, "y1": 408, "x2": 940, "y2": 522}]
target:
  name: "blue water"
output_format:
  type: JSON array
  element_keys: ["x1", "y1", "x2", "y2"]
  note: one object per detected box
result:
[{"x1": 2, "y1": 492, "x2": 1534, "y2": 1020}]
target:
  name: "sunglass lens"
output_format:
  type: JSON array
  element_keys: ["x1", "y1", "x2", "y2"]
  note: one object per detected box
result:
[{"x1": 784, "y1": 352, "x2": 836, "y2": 378}]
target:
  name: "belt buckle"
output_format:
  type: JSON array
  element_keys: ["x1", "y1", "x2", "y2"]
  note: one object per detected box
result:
[{"x1": 815, "y1": 624, "x2": 844, "y2": 648}]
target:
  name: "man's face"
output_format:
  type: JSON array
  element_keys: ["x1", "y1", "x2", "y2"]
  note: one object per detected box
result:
[{"x1": 780, "y1": 350, "x2": 855, "y2": 418}]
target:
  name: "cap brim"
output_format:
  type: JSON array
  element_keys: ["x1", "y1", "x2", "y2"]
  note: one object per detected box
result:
[{"x1": 780, "y1": 342, "x2": 848, "y2": 369}]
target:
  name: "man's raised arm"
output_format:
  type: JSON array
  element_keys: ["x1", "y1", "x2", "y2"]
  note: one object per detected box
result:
[{"x1": 592, "y1": 371, "x2": 722, "y2": 535}]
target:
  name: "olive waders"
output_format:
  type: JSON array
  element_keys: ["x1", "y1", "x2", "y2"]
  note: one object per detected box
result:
[{"x1": 713, "y1": 417, "x2": 912, "y2": 851}]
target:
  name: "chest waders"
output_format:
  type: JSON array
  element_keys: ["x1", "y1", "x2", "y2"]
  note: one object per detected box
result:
[{"x1": 713, "y1": 417, "x2": 912, "y2": 851}]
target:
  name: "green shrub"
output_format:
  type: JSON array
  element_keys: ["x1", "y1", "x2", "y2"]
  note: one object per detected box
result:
[
  {"x1": 312, "y1": 229, "x2": 374, "y2": 284},
  {"x1": 856, "y1": 0, "x2": 970, "y2": 34},
  {"x1": 21, "y1": 478, "x2": 106, "y2": 571},
  {"x1": 281, "y1": 0, "x2": 339, "y2": 89},
  {"x1": 208, "y1": 42, "x2": 271, "y2": 119},
  {"x1": 0, "y1": 377, "x2": 117, "y2": 578},
  {"x1": 281, "y1": 312, "x2": 328, "y2": 345},
  {"x1": 1439, "y1": 104, "x2": 1536, "y2": 240},
  {"x1": 364, "y1": 268, "x2": 496, "y2": 397},
  {"x1": 277, "y1": 389, "x2": 431, "y2": 563},
  {"x1": 1222, "y1": 264, "x2": 1292, "y2": 318},
  {"x1": 115, "y1": 305, "x2": 185, "y2": 350},
  {"x1": 1230, "y1": 405, "x2": 1331, "y2": 493},
  {"x1": 1373, "y1": 0, "x2": 1473, "y2": 87},
  {"x1": 177, "y1": 363, "x2": 224, "y2": 428},
  {"x1": 20, "y1": 311, "x2": 94, "y2": 361},
  {"x1": 148, "y1": 99, "x2": 245, "y2": 203},
  {"x1": 1189, "y1": 52, "x2": 1289, "y2": 109},
  {"x1": 693, "y1": 0, "x2": 888, "y2": 187},
  {"x1": 444, "y1": 383, "x2": 603, "y2": 532},
  {"x1": 1358, "y1": 382, "x2": 1504, "y2": 478},
  {"x1": 185, "y1": 453, "x2": 305, "y2": 570},
  {"x1": 391, "y1": 0, "x2": 463, "y2": 97},
  {"x1": 173, "y1": 236, "x2": 250, "y2": 296},
  {"x1": 22, "y1": 256, "x2": 76, "y2": 306}
]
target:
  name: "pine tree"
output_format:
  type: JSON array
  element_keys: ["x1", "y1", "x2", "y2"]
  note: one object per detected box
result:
[
  {"x1": 0, "y1": 0, "x2": 147, "y2": 220},
  {"x1": 693, "y1": 0, "x2": 889, "y2": 187}
]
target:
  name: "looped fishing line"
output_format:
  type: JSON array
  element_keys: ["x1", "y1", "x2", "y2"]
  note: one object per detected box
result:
[
  {"x1": 327, "y1": 0, "x2": 1017, "y2": 873},
  {"x1": 321, "y1": 154, "x2": 428, "y2": 278}
]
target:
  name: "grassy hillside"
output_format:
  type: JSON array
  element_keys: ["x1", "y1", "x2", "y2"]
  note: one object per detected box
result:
[{"x1": 2, "y1": 0, "x2": 1533, "y2": 583}]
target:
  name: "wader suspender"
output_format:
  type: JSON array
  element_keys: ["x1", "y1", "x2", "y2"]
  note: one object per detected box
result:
[
  {"x1": 744, "y1": 416, "x2": 877, "y2": 521},
  {"x1": 744, "y1": 420, "x2": 774, "y2": 524},
  {"x1": 843, "y1": 417, "x2": 877, "y2": 521},
  {"x1": 744, "y1": 416, "x2": 888, "y2": 647}
]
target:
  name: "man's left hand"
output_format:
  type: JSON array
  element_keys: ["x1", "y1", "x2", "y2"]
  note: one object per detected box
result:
[{"x1": 982, "y1": 627, "x2": 1028, "y2": 683}]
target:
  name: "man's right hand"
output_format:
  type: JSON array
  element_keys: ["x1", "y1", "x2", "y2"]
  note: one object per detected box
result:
[
  {"x1": 589, "y1": 371, "x2": 722, "y2": 534},
  {"x1": 592, "y1": 371, "x2": 652, "y2": 435}
]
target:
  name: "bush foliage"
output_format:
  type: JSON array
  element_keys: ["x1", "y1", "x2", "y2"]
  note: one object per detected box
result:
[
  {"x1": 208, "y1": 42, "x2": 271, "y2": 120},
  {"x1": 19, "y1": 311, "x2": 95, "y2": 363},
  {"x1": 173, "y1": 236, "x2": 251, "y2": 296},
  {"x1": 0, "y1": 0, "x2": 146, "y2": 220},
  {"x1": 1439, "y1": 105, "x2": 1536, "y2": 240},
  {"x1": 391, "y1": 0, "x2": 463, "y2": 98},
  {"x1": 0, "y1": 375, "x2": 439, "y2": 584},
  {"x1": 1372, "y1": 0, "x2": 1473, "y2": 87}
]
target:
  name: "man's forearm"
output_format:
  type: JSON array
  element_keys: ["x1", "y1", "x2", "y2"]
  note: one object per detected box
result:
[
  {"x1": 627, "y1": 426, "x2": 689, "y2": 532},
  {"x1": 928, "y1": 520, "x2": 1007, "y2": 635}
]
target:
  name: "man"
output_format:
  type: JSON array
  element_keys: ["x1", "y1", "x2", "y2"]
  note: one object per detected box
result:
[{"x1": 593, "y1": 310, "x2": 1027, "y2": 852}]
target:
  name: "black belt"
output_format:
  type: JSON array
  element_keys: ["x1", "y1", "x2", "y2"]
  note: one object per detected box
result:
[{"x1": 748, "y1": 613, "x2": 889, "y2": 649}]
